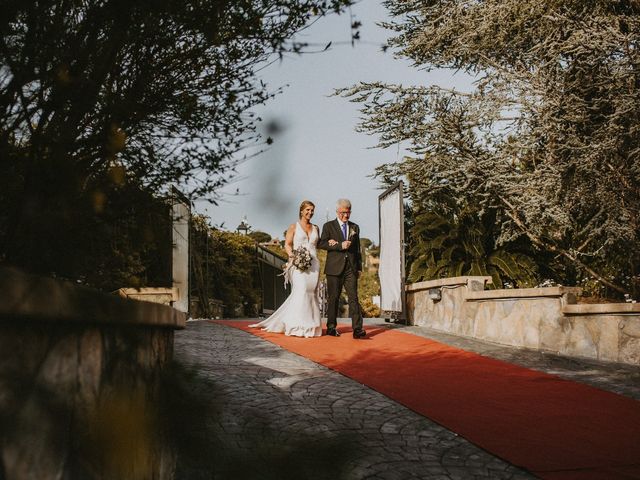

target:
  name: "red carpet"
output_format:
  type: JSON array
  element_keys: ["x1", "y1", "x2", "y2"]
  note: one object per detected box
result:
[{"x1": 214, "y1": 320, "x2": 640, "y2": 479}]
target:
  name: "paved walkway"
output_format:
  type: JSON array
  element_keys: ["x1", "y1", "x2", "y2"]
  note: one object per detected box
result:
[{"x1": 173, "y1": 319, "x2": 640, "y2": 480}]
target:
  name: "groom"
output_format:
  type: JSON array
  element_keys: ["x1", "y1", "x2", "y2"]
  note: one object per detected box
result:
[{"x1": 318, "y1": 199, "x2": 366, "y2": 339}]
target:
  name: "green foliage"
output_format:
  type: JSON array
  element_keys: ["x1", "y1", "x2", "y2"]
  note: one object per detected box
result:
[
  {"x1": 248, "y1": 231, "x2": 272, "y2": 244},
  {"x1": 341, "y1": 0, "x2": 640, "y2": 297},
  {"x1": 358, "y1": 238, "x2": 381, "y2": 317},
  {"x1": 190, "y1": 217, "x2": 261, "y2": 317},
  {"x1": 360, "y1": 237, "x2": 373, "y2": 250},
  {"x1": 84, "y1": 181, "x2": 172, "y2": 291},
  {"x1": 0, "y1": 0, "x2": 352, "y2": 286},
  {"x1": 265, "y1": 244, "x2": 288, "y2": 260},
  {"x1": 2, "y1": 0, "x2": 355, "y2": 196},
  {"x1": 0, "y1": 166, "x2": 171, "y2": 290},
  {"x1": 408, "y1": 206, "x2": 539, "y2": 289},
  {"x1": 358, "y1": 269, "x2": 381, "y2": 318}
]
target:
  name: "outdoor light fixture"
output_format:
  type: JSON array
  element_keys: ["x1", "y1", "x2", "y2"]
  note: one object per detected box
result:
[{"x1": 428, "y1": 288, "x2": 442, "y2": 302}]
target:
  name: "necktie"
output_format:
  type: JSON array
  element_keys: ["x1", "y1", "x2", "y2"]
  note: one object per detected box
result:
[{"x1": 341, "y1": 222, "x2": 347, "y2": 240}]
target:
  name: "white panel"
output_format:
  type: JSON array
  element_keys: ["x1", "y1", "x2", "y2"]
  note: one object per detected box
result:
[
  {"x1": 379, "y1": 187, "x2": 403, "y2": 312},
  {"x1": 172, "y1": 201, "x2": 190, "y2": 313}
]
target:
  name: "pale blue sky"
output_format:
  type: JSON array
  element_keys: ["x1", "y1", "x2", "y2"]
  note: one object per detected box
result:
[{"x1": 197, "y1": 1, "x2": 469, "y2": 242}]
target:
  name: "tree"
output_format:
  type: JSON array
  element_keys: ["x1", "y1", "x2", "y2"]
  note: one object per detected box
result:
[
  {"x1": 339, "y1": 0, "x2": 640, "y2": 297},
  {"x1": 249, "y1": 231, "x2": 272, "y2": 244},
  {"x1": 359, "y1": 237, "x2": 373, "y2": 251},
  {"x1": 190, "y1": 216, "x2": 262, "y2": 318},
  {"x1": 358, "y1": 268, "x2": 381, "y2": 318},
  {"x1": 408, "y1": 206, "x2": 539, "y2": 288},
  {"x1": 0, "y1": 0, "x2": 354, "y2": 282}
]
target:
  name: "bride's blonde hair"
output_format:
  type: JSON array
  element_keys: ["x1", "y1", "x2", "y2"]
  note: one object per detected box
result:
[{"x1": 299, "y1": 200, "x2": 315, "y2": 218}]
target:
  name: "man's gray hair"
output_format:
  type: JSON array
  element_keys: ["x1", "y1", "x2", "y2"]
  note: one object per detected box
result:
[{"x1": 336, "y1": 198, "x2": 352, "y2": 210}]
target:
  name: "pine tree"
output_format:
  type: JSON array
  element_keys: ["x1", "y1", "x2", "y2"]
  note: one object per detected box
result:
[{"x1": 339, "y1": 0, "x2": 640, "y2": 297}]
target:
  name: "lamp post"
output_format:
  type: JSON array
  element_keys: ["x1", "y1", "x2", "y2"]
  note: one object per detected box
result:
[{"x1": 236, "y1": 215, "x2": 251, "y2": 235}]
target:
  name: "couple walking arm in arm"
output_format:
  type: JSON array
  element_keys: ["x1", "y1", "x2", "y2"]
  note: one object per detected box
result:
[{"x1": 251, "y1": 198, "x2": 365, "y2": 339}]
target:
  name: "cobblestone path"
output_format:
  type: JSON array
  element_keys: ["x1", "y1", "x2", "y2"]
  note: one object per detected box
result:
[{"x1": 174, "y1": 320, "x2": 540, "y2": 479}]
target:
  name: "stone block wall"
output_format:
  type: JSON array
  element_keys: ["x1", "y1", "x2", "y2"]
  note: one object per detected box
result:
[
  {"x1": 406, "y1": 276, "x2": 492, "y2": 337},
  {"x1": 117, "y1": 286, "x2": 179, "y2": 306},
  {"x1": 467, "y1": 287, "x2": 581, "y2": 351},
  {"x1": 561, "y1": 304, "x2": 640, "y2": 365},
  {"x1": 0, "y1": 267, "x2": 186, "y2": 480},
  {"x1": 406, "y1": 276, "x2": 640, "y2": 366}
]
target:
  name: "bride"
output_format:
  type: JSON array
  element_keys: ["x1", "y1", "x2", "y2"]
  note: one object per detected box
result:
[{"x1": 250, "y1": 200, "x2": 322, "y2": 337}]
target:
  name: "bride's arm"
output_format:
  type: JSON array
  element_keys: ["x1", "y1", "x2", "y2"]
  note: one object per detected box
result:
[{"x1": 284, "y1": 224, "x2": 296, "y2": 258}]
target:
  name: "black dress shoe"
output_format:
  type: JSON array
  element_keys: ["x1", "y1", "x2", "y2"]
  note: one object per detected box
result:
[
  {"x1": 326, "y1": 328, "x2": 341, "y2": 337},
  {"x1": 352, "y1": 329, "x2": 367, "y2": 339}
]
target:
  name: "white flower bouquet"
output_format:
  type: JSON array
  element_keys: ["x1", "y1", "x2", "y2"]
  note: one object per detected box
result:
[
  {"x1": 281, "y1": 246, "x2": 312, "y2": 287},
  {"x1": 290, "y1": 246, "x2": 312, "y2": 272}
]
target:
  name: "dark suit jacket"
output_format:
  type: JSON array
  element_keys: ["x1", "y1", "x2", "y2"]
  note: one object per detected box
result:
[{"x1": 317, "y1": 219, "x2": 362, "y2": 276}]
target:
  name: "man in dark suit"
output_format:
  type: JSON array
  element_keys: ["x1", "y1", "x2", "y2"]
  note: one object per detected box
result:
[{"x1": 317, "y1": 199, "x2": 366, "y2": 339}]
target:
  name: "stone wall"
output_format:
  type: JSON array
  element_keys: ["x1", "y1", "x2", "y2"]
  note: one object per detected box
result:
[
  {"x1": 406, "y1": 276, "x2": 490, "y2": 337},
  {"x1": 561, "y1": 304, "x2": 640, "y2": 365},
  {"x1": 406, "y1": 276, "x2": 640, "y2": 366},
  {"x1": 117, "y1": 286, "x2": 179, "y2": 306},
  {"x1": 0, "y1": 267, "x2": 186, "y2": 480}
]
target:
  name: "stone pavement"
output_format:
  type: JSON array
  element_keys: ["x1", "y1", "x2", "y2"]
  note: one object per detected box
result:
[{"x1": 173, "y1": 319, "x2": 640, "y2": 480}]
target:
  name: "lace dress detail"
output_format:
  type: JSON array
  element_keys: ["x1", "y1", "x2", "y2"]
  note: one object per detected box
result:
[{"x1": 249, "y1": 222, "x2": 322, "y2": 337}]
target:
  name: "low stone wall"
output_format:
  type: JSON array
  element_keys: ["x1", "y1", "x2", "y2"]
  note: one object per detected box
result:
[
  {"x1": 406, "y1": 276, "x2": 493, "y2": 337},
  {"x1": 561, "y1": 304, "x2": 640, "y2": 365},
  {"x1": 406, "y1": 276, "x2": 640, "y2": 366},
  {"x1": 117, "y1": 286, "x2": 179, "y2": 306},
  {"x1": 0, "y1": 267, "x2": 186, "y2": 480},
  {"x1": 467, "y1": 287, "x2": 581, "y2": 352}
]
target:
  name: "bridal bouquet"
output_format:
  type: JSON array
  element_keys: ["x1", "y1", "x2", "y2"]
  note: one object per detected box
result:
[
  {"x1": 281, "y1": 246, "x2": 312, "y2": 287},
  {"x1": 290, "y1": 246, "x2": 312, "y2": 272}
]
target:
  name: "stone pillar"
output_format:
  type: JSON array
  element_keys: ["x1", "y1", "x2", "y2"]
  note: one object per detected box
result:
[{"x1": 171, "y1": 187, "x2": 190, "y2": 313}]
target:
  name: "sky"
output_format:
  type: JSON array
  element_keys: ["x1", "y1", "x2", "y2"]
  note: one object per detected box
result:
[{"x1": 196, "y1": 1, "x2": 469, "y2": 243}]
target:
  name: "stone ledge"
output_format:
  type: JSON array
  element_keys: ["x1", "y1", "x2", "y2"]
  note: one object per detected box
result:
[
  {"x1": 466, "y1": 286, "x2": 582, "y2": 301},
  {"x1": 117, "y1": 287, "x2": 179, "y2": 305},
  {"x1": 406, "y1": 276, "x2": 493, "y2": 292},
  {"x1": 0, "y1": 267, "x2": 186, "y2": 328},
  {"x1": 563, "y1": 303, "x2": 640, "y2": 315}
]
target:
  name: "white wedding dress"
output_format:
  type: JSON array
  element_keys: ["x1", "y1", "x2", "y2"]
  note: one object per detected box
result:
[{"x1": 250, "y1": 222, "x2": 322, "y2": 337}]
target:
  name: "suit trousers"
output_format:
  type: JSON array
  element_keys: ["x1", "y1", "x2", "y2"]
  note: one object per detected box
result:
[{"x1": 326, "y1": 260, "x2": 363, "y2": 332}]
